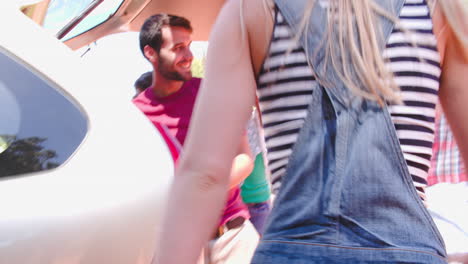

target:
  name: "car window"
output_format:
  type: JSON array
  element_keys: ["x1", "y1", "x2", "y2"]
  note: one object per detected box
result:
[
  {"x1": 0, "y1": 49, "x2": 88, "y2": 178},
  {"x1": 43, "y1": 0, "x2": 124, "y2": 41}
]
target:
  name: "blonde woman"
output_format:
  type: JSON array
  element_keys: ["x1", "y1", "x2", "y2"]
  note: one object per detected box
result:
[{"x1": 154, "y1": 0, "x2": 468, "y2": 263}]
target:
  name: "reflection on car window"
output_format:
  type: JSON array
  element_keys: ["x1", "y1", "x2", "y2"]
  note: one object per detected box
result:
[
  {"x1": 0, "y1": 81, "x2": 20, "y2": 155},
  {"x1": 0, "y1": 50, "x2": 88, "y2": 178},
  {"x1": 43, "y1": 0, "x2": 124, "y2": 41}
]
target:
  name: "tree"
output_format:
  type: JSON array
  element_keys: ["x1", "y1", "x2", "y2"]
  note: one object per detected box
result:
[
  {"x1": 191, "y1": 57, "x2": 206, "y2": 78},
  {"x1": 0, "y1": 136, "x2": 59, "y2": 177}
]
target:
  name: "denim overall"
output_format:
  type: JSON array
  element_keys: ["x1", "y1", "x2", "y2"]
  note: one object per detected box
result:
[{"x1": 251, "y1": 0, "x2": 447, "y2": 263}]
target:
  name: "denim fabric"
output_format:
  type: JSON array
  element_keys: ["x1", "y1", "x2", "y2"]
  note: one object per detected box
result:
[
  {"x1": 252, "y1": 0, "x2": 447, "y2": 263},
  {"x1": 247, "y1": 201, "x2": 271, "y2": 235}
]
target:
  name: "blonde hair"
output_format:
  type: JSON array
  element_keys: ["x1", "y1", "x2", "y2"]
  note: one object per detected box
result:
[
  {"x1": 291, "y1": 0, "x2": 467, "y2": 105},
  {"x1": 294, "y1": 1, "x2": 407, "y2": 105},
  {"x1": 240, "y1": 0, "x2": 467, "y2": 105}
]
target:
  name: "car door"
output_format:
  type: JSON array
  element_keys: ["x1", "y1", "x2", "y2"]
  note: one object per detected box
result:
[{"x1": 0, "y1": 5, "x2": 174, "y2": 263}]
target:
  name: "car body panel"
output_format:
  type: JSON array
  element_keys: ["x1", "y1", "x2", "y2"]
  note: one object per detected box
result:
[{"x1": 0, "y1": 4, "x2": 173, "y2": 263}]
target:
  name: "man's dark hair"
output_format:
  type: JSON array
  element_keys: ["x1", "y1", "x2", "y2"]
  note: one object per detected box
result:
[
  {"x1": 134, "y1": 71, "x2": 153, "y2": 91},
  {"x1": 139, "y1": 14, "x2": 193, "y2": 56}
]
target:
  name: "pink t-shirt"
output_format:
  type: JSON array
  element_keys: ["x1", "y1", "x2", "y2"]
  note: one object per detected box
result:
[
  {"x1": 133, "y1": 78, "x2": 201, "y2": 146},
  {"x1": 132, "y1": 77, "x2": 249, "y2": 227}
]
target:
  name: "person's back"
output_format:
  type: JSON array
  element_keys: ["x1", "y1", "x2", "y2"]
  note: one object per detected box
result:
[
  {"x1": 153, "y1": 1, "x2": 468, "y2": 263},
  {"x1": 252, "y1": 1, "x2": 446, "y2": 262}
]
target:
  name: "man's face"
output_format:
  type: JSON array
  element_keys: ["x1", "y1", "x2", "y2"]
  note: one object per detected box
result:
[{"x1": 156, "y1": 26, "x2": 193, "y2": 82}]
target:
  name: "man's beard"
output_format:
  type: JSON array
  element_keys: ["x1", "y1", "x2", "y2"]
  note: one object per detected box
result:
[{"x1": 158, "y1": 57, "x2": 192, "y2": 82}]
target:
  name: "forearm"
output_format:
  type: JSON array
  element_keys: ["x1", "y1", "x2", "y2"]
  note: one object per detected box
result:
[
  {"x1": 229, "y1": 153, "x2": 254, "y2": 189},
  {"x1": 154, "y1": 167, "x2": 229, "y2": 264},
  {"x1": 440, "y1": 86, "x2": 468, "y2": 171},
  {"x1": 228, "y1": 133, "x2": 255, "y2": 188},
  {"x1": 439, "y1": 26, "x2": 468, "y2": 172}
]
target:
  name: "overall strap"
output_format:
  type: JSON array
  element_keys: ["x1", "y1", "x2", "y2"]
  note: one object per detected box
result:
[{"x1": 273, "y1": 0, "x2": 405, "y2": 105}]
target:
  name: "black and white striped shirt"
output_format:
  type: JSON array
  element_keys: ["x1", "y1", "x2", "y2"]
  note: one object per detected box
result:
[{"x1": 257, "y1": 0, "x2": 440, "y2": 200}]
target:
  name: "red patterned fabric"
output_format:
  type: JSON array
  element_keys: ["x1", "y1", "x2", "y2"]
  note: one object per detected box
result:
[{"x1": 428, "y1": 107, "x2": 467, "y2": 185}]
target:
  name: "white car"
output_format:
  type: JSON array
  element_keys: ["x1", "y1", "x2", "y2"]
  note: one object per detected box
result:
[{"x1": 0, "y1": 3, "x2": 174, "y2": 263}]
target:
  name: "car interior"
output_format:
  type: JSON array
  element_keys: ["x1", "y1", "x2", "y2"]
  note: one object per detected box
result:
[{"x1": 19, "y1": 0, "x2": 225, "y2": 50}]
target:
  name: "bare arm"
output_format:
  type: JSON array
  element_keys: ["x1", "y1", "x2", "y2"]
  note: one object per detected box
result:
[
  {"x1": 229, "y1": 135, "x2": 254, "y2": 189},
  {"x1": 153, "y1": 0, "x2": 259, "y2": 263},
  {"x1": 438, "y1": 17, "x2": 468, "y2": 175}
]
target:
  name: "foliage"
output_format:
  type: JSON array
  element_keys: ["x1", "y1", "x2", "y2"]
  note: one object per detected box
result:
[
  {"x1": 191, "y1": 57, "x2": 206, "y2": 78},
  {"x1": 0, "y1": 136, "x2": 59, "y2": 177}
]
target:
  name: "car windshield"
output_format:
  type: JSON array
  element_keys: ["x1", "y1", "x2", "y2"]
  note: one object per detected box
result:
[{"x1": 43, "y1": 0, "x2": 124, "y2": 41}]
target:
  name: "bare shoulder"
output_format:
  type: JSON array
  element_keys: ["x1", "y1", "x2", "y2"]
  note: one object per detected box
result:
[
  {"x1": 431, "y1": 0, "x2": 468, "y2": 63},
  {"x1": 206, "y1": 0, "x2": 274, "y2": 80},
  {"x1": 430, "y1": 1, "x2": 449, "y2": 64},
  {"x1": 243, "y1": 0, "x2": 275, "y2": 77}
]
